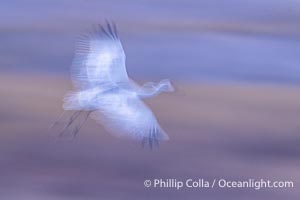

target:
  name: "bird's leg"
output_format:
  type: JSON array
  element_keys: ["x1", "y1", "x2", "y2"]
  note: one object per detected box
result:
[
  {"x1": 49, "y1": 110, "x2": 66, "y2": 129},
  {"x1": 72, "y1": 111, "x2": 93, "y2": 138},
  {"x1": 59, "y1": 110, "x2": 82, "y2": 137}
]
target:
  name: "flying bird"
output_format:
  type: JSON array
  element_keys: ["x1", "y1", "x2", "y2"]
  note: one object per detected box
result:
[{"x1": 56, "y1": 22, "x2": 174, "y2": 147}]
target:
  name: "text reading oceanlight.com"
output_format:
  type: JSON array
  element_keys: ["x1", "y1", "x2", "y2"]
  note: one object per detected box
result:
[{"x1": 144, "y1": 178, "x2": 294, "y2": 190}]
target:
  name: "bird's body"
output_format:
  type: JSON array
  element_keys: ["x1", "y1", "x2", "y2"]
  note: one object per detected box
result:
[{"x1": 59, "y1": 22, "x2": 174, "y2": 146}]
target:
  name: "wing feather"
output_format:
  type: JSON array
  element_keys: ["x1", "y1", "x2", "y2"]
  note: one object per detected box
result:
[
  {"x1": 71, "y1": 22, "x2": 128, "y2": 90},
  {"x1": 90, "y1": 91, "x2": 169, "y2": 144}
]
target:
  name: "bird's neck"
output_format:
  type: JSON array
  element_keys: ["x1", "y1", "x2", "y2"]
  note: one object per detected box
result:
[{"x1": 138, "y1": 84, "x2": 164, "y2": 98}]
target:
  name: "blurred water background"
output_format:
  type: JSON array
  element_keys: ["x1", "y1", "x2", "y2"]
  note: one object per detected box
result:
[
  {"x1": 1, "y1": 0, "x2": 300, "y2": 199},
  {"x1": 2, "y1": 0, "x2": 300, "y2": 84}
]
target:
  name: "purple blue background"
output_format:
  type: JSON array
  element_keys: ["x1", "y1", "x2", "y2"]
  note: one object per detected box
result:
[{"x1": 0, "y1": 0, "x2": 300, "y2": 199}]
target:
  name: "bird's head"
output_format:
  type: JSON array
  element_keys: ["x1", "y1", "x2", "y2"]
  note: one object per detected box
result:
[{"x1": 158, "y1": 79, "x2": 175, "y2": 93}]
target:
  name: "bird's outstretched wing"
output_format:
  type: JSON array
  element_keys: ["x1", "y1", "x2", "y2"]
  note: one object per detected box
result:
[
  {"x1": 71, "y1": 22, "x2": 128, "y2": 90},
  {"x1": 91, "y1": 91, "x2": 169, "y2": 147}
]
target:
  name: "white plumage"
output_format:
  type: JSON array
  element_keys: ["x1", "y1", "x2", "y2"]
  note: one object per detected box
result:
[{"x1": 61, "y1": 22, "x2": 174, "y2": 147}]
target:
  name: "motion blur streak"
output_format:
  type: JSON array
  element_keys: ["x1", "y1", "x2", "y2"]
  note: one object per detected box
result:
[{"x1": 1, "y1": 0, "x2": 300, "y2": 199}]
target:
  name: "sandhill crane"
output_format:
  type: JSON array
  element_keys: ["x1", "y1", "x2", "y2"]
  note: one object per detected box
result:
[{"x1": 57, "y1": 22, "x2": 174, "y2": 147}]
